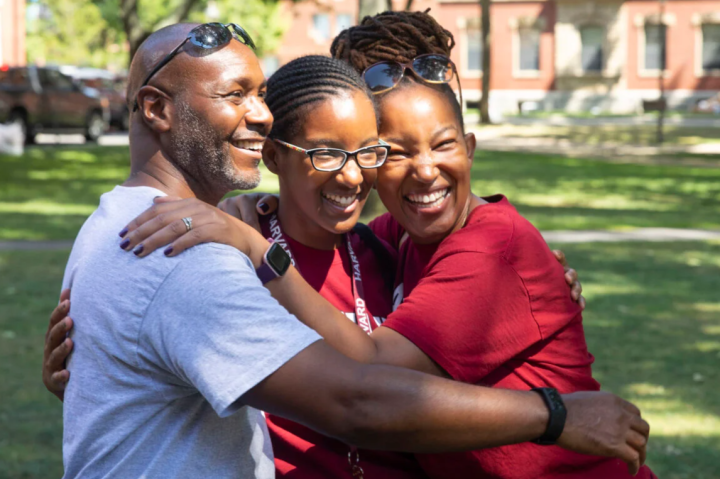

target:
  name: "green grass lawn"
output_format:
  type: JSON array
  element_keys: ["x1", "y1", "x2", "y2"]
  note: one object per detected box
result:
[
  {"x1": 1, "y1": 144, "x2": 719, "y2": 477},
  {"x1": 2, "y1": 146, "x2": 718, "y2": 241},
  {"x1": 2, "y1": 241, "x2": 718, "y2": 478}
]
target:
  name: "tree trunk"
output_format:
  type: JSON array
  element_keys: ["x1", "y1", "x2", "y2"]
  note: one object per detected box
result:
[
  {"x1": 656, "y1": 0, "x2": 666, "y2": 145},
  {"x1": 121, "y1": 0, "x2": 146, "y2": 66},
  {"x1": 480, "y1": 0, "x2": 491, "y2": 124},
  {"x1": 404, "y1": 0, "x2": 414, "y2": 10},
  {"x1": 121, "y1": 0, "x2": 201, "y2": 66}
]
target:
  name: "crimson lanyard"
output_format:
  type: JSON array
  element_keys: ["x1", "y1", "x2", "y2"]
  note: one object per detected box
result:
[{"x1": 267, "y1": 214, "x2": 374, "y2": 334}]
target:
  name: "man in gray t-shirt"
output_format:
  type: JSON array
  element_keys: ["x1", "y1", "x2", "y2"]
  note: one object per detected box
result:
[
  {"x1": 62, "y1": 186, "x2": 319, "y2": 478},
  {"x1": 45, "y1": 22, "x2": 649, "y2": 479}
]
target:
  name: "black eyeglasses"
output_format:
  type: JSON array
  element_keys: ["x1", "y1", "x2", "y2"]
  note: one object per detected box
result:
[
  {"x1": 273, "y1": 138, "x2": 391, "y2": 172},
  {"x1": 133, "y1": 22, "x2": 256, "y2": 112},
  {"x1": 362, "y1": 53, "x2": 462, "y2": 104}
]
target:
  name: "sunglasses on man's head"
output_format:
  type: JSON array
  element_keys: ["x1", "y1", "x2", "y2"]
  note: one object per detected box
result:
[
  {"x1": 133, "y1": 22, "x2": 256, "y2": 112},
  {"x1": 362, "y1": 54, "x2": 462, "y2": 103}
]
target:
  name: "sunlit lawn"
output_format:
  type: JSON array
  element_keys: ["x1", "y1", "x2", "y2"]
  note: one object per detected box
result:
[{"x1": 1, "y1": 146, "x2": 719, "y2": 240}]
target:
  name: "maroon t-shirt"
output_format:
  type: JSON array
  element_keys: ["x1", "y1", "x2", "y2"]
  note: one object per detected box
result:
[
  {"x1": 371, "y1": 195, "x2": 655, "y2": 479},
  {"x1": 260, "y1": 214, "x2": 428, "y2": 479}
]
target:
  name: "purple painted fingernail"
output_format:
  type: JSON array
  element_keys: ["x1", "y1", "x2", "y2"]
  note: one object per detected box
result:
[
  {"x1": 133, "y1": 244, "x2": 144, "y2": 256},
  {"x1": 119, "y1": 227, "x2": 128, "y2": 238},
  {"x1": 164, "y1": 246, "x2": 173, "y2": 256},
  {"x1": 120, "y1": 239, "x2": 130, "y2": 250},
  {"x1": 259, "y1": 202, "x2": 269, "y2": 213}
]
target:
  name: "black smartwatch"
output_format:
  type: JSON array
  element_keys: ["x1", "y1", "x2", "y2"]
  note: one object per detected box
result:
[
  {"x1": 531, "y1": 387, "x2": 567, "y2": 445},
  {"x1": 256, "y1": 242, "x2": 292, "y2": 284}
]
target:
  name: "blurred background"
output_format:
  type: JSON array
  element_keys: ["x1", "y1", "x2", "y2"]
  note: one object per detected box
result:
[{"x1": 0, "y1": 0, "x2": 719, "y2": 478}]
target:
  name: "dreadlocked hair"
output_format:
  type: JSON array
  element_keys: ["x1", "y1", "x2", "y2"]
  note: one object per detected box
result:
[
  {"x1": 265, "y1": 55, "x2": 376, "y2": 141},
  {"x1": 330, "y1": 9, "x2": 463, "y2": 131},
  {"x1": 330, "y1": 9, "x2": 454, "y2": 73}
]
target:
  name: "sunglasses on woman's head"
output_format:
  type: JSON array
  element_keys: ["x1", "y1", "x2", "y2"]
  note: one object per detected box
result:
[
  {"x1": 273, "y1": 138, "x2": 391, "y2": 172},
  {"x1": 362, "y1": 53, "x2": 462, "y2": 103},
  {"x1": 133, "y1": 22, "x2": 256, "y2": 112}
]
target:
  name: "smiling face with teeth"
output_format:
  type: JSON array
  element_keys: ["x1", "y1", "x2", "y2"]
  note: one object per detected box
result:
[
  {"x1": 157, "y1": 39, "x2": 273, "y2": 202},
  {"x1": 263, "y1": 90, "x2": 380, "y2": 248},
  {"x1": 375, "y1": 82, "x2": 477, "y2": 245}
]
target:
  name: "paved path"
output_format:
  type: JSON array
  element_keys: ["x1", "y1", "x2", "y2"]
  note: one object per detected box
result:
[
  {"x1": 2, "y1": 228, "x2": 719, "y2": 251},
  {"x1": 0, "y1": 240, "x2": 74, "y2": 250}
]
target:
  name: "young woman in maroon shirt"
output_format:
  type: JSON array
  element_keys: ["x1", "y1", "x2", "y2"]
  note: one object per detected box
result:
[{"x1": 43, "y1": 13, "x2": 651, "y2": 479}]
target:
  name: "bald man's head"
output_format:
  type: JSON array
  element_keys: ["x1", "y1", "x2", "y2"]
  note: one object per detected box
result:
[
  {"x1": 127, "y1": 23, "x2": 198, "y2": 111},
  {"x1": 129, "y1": 23, "x2": 273, "y2": 196}
]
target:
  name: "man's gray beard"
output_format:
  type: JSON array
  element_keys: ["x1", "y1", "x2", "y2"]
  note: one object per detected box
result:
[{"x1": 170, "y1": 102, "x2": 261, "y2": 192}]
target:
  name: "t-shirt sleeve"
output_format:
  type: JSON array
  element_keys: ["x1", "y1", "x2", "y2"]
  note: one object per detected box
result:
[
  {"x1": 382, "y1": 251, "x2": 542, "y2": 384},
  {"x1": 142, "y1": 244, "x2": 322, "y2": 417}
]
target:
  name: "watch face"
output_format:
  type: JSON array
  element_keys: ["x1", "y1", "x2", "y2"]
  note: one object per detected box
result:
[{"x1": 266, "y1": 243, "x2": 291, "y2": 275}]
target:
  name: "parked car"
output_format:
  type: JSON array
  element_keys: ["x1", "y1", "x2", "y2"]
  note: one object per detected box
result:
[
  {"x1": 59, "y1": 66, "x2": 128, "y2": 130},
  {"x1": 692, "y1": 93, "x2": 720, "y2": 115},
  {"x1": 0, "y1": 66, "x2": 110, "y2": 143}
]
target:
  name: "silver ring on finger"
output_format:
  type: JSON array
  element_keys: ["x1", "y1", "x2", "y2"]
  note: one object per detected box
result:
[{"x1": 182, "y1": 217, "x2": 193, "y2": 232}]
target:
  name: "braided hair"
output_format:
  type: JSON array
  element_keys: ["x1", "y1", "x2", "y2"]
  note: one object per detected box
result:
[
  {"x1": 265, "y1": 55, "x2": 376, "y2": 141},
  {"x1": 330, "y1": 9, "x2": 463, "y2": 130},
  {"x1": 331, "y1": 9, "x2": 454, "y2": 72}
]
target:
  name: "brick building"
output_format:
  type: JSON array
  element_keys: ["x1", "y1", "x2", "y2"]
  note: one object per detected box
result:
[
  {"x1": 269, "y1": 0, "x2": 720, "y2": 113},
  {"x1": 0, "y1": 0, "x2": 26, "y2": 67}
]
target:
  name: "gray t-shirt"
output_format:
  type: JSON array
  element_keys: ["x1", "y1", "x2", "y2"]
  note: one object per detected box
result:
[{"x1": 61, "y1": 185, "x2": 321, "y2": 479}]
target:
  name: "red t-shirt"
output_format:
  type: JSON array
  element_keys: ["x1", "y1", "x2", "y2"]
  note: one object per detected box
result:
[
  {"x1": 370, "y1": 196, "x2": 655, "y2": 479},
  {"x1": 260, "y1": 214, "x2": 428, "y2": 479}
]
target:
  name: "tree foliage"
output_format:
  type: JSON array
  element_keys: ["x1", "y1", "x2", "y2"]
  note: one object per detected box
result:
[{"x1": 26, "y1": 0, "x2": 288, "y2": 70}]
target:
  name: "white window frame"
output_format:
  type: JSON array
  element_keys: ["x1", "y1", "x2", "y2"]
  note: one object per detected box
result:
[
  {"x1": 311, "y1": 13, "x2": 332, "y2": 43},
  {"x1": 692, "y1": 12, "x2": 720, "y2": 78},
  {"x1": 510, "y1": 16, "x2": 545, "y2": 79},
  {"x1": 458, "y1": 17, "x2": 482, "y2": 79},
  {"x1": 634, "y1": 13, "x2": 674, "y2": 79},
  {"x1": 335, "y1": 13, "x2": 354, "y2": 36},
  {"x1": 578, "y1": 24, "x2": 605, "y2": 75}
]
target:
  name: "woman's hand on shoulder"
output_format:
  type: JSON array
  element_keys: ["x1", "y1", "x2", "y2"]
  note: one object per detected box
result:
[
  {"x1": 118, "y1": 196, "x2": 270, "y2": 267},
  {"x1": 218, "y1": 193, "x2": 279, "y2": 233}
]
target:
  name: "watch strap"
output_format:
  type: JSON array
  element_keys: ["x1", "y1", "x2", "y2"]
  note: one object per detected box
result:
[
  {"x1": 256, "y1": 262, "x2": 279, "y2": 285},
  {"x1": 531, "y1": 387, "x2": 567, "y2": 445}
]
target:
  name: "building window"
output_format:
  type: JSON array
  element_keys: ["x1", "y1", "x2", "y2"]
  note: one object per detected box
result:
[
  {"x1": 313, "y1": 14, "x2": 331, "y2": 41},
  {"x1": 644, "y1": 23, "x2": 666, "y2": 71},
  {"x1": 518, "y1": 28, "x2": 540, "y2": 71},
  {"x1": 466, "y1": 29, "x2": 483, "y2": 73},
  {"x1": 702, "y1": 24, "x2": 720, "y2": 70},
  {"x1": 336, "y1": 14, "x2": 353, "y2": 35},
  {"x1": 580, "y1": 26, "x2": 603, "y2": 72}
]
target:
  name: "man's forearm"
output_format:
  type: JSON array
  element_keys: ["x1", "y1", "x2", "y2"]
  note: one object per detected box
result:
[
  {"x1": 340, "y1": 362, "x2": 549, "y2": 451},
  {"x1": 244, "y1": 341, "x2": 548, "y2": 452},
  {"x1": 265, "y1": 267, "x2": 381, "y2": 362}
]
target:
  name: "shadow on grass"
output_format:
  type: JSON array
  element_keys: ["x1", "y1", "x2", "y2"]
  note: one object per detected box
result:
[{"x1": 552, "y1": 241, "x2": 720, "y2": 478}]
